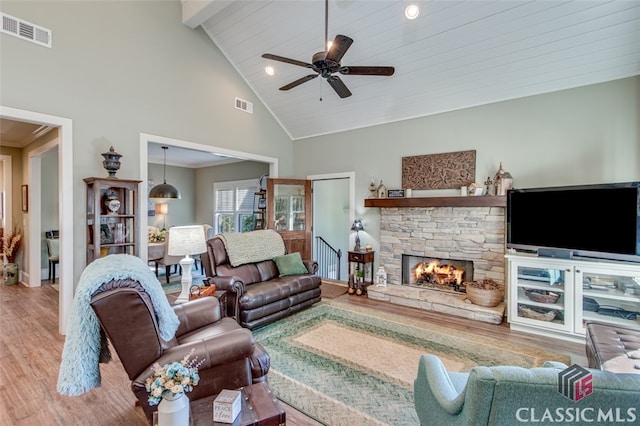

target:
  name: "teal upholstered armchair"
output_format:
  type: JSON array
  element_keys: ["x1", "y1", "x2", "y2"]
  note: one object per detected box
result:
[{"x1": 414, "y1": 354, "x2": 640, "y2": 426}]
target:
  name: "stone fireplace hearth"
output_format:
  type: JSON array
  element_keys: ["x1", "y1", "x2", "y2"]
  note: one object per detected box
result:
[{"x1": 366, "y1": 204, "x2": 506, "y2": 324}]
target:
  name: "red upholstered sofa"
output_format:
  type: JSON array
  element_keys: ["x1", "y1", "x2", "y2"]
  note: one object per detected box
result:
[{"x1": 201, "y1": 233, "x2": 322, "y2": 330}]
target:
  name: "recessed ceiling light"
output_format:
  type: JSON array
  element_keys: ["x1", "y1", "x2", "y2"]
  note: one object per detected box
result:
[
  {"x1": 265, "y1": 65, "x2": 275, "y2": 76},
  {"x1": 405, "y1": 4, "x2": 419, "y2": 20}
]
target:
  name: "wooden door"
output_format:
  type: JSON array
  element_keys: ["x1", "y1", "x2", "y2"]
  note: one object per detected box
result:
[{"x1": 267, "y1": 178, "x2": 312, "y2": 260}]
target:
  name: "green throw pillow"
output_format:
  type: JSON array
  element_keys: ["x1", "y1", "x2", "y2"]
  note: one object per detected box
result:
[{"x1": 273, "y1": 253, "x2": 308, "y2": 277}]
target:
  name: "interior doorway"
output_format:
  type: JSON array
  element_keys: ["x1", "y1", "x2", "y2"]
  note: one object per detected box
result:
[
  {"x1": 139, "y1": 133, "x2": 279, "y2": 263},
  {"x1": 0, "y1": 105, "x2": 73, "y2": 335},
  {"x1": 308, "y1": 172, "x2": 354, "y2": 282},
  {"x1": 35, "y1": 145, "x2": 59, "y2": 286}
]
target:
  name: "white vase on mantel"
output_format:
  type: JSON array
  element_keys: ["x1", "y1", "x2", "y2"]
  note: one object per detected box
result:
[{"x1": 157, "y1": 393, "x2": 190, "y2": 426}]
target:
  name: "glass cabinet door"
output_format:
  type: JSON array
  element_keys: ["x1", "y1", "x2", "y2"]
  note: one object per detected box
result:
[
  {"x1": 510, "y1": 259, "x2": 574, "y2": 332},
  {"x1": 273, "y1": 185, "x2": 306, "y2": 231},
  {"x1": 576, "y1": 266, "x2": 640, "y2": 334}
]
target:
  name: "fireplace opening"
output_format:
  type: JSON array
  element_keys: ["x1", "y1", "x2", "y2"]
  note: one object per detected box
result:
[{"x1": 402, "y1": 254, "x2": 474, "y2": 292}]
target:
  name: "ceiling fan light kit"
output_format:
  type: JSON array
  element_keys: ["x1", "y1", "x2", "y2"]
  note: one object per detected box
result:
[{"x1": 261, "y1": 0, "x2": 394, "y2": 99}]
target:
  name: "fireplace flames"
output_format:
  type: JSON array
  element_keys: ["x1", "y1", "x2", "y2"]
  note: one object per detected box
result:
[{"x1": 415, "y1": 261, "x2": 464, "y2": 287}]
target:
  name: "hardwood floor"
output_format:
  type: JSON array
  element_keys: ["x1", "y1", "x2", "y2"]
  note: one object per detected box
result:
[{"x1": 0, "y1": 280, "x2": 585, "y2": 426}]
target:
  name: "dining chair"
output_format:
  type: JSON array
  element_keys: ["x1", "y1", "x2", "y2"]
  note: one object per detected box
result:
[{"x1": 45, "y1": 230, "x2": 60, "y2": 283}]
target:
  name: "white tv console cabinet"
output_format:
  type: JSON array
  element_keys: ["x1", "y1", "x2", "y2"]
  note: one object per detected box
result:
[{"x1": 506, "y1": 254, "x2": 640, "y2": 343}]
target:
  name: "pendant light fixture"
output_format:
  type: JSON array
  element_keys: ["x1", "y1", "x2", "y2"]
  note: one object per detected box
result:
[{"x1": 149, "y1": 146, "x2": 181, "y2": 199}]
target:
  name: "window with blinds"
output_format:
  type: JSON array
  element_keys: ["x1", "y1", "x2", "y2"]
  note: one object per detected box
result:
[{"x1": 213, "y1": 179, "x2": 258, "y2": 233}]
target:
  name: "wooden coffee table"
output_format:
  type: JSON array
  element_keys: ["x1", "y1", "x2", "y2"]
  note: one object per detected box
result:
[{"x1": 190, "y1": 382, "x2": 285, "y2": 426}]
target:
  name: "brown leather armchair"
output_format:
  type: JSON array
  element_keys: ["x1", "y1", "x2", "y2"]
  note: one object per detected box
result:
[{"x1": 90, "y1": 279, "x2": 270, "y2": 424}]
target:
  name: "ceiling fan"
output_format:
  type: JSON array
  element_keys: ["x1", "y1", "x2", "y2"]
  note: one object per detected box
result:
[{"x1": 261, "y1": 0, "x2": 395, "y2": 99}]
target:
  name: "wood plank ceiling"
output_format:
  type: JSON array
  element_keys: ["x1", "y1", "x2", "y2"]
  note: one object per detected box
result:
[{"x1": 183, "y1": 0, "x2": 640, "y2": 140}]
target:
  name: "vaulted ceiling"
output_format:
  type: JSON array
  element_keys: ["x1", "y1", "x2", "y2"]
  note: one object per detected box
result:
[{"x1": 183, "y1": 0, "x2": 640, "y2": 141}]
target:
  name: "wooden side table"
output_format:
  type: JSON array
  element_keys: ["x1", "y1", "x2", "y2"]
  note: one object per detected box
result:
[
  {"x1": 348, "y1": 250, "x2": 374, "y2": 296},
  {"x1": 189, "y1": 382, "x2": 286, "y2": 426}
]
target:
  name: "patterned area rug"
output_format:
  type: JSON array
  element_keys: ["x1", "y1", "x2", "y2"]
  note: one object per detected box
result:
[{"x1": 254, "y1": 300, "x2": 571, "y2": 426}]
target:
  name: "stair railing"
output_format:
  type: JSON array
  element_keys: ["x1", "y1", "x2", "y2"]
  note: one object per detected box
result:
[{"x1": 315, "y1": 236, "x2": 342, "y2": 280}]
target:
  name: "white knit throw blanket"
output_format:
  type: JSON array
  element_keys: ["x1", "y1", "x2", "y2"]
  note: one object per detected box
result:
[
  {"x1": 219, "y1": 229, "x2": 285, "y2": 267},
  {"x1": 57, "y1": 254, "x2": 179, "y2": 396}
]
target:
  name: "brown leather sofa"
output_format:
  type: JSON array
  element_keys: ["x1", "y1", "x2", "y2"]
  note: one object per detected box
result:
[
  {"x1": 90, "y1": 279, "x2": 270, "y2": 424},
  {"x1": 202, "y1": 235, "x2": 322, "y2": 329}
]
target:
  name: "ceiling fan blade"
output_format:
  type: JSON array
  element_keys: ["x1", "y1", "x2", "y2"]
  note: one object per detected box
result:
[
  {"x1": 326, "y1": 75, "x2": 352, "y2": 98},
  {"x1": 279, "y1": 74, "x2": 318, "y2": 91},
  {"x1": 339, "y1": 66, "x2": 395, "y2": 76},
  {"x1": 325, "y1": 35, "x2": 353, "y2": 63},
  {"x1": 262, "y1": 53, "x2": 313, "y2": 69}
]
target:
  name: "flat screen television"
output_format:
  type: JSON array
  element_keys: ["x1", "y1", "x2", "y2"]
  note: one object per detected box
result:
[{"x1": 507, "y1": 182, "x2": 640, "y2": 263}]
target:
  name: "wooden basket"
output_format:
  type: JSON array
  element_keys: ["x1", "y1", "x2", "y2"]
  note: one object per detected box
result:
[
  {"x1": 465, "y1": 286, "x2": 503, "y2": 307},
  {"x1": 518, "y1": 305, "x2": 557, "y2": 321},
  {"x1": 524, "y1": 289, "x2": 560, "y2": 304}
]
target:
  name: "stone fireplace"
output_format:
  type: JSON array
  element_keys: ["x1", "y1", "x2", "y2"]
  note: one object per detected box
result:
[{"x1": 366, "y1": 204, "x2": 506, "y2": 324}]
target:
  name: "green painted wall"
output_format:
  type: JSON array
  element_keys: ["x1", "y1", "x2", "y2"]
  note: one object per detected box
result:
[{"x1": 293, "y1": 76, "x2": 640, "y2": 256}]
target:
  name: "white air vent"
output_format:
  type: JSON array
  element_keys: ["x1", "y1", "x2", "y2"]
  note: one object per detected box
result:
[
  {"x1": 1, "y1": 13, "x2": 51, "y2": 48},
  {"x1": 235, "y1": 97, "x2": 253, "y2": 114}
]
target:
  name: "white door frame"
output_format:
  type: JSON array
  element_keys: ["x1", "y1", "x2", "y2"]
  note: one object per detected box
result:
[
  {"x1": 307, "y1": 171, "x2": 355, "y2": 280},
  {"x1": 307, "y1": 171, "x2": 355, "y2": 222},
  {"x1": 0, "y1": 106, "x2": 73, "y2": 335}
]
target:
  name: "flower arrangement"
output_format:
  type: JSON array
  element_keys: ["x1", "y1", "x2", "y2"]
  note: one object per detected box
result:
[
  {"x1": 149, "y1": 229, "x2": 166, "y2": 243},
  {"x1": 1, "y1": 228, "x2": 22, "y2": 264},
  {"x1": 145, "y1": 349, "x2": 203, "y2": 405}
]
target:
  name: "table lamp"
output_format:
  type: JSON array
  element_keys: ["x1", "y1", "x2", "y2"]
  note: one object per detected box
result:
[
  {"x1": 351, "y1": 219, "x2": 364, "y2": 251},
  {"x1": 168, "y1": 225, "x2": 206, "y2": 304},
  {"x1": 155, "y1": 203, "x2": 168, "y2": 230}
]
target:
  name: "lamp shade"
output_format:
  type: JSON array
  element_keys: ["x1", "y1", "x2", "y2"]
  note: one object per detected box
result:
[
  {"x1": 155, "y1": 203, "x2": 168, "y2": 215},
  {"x1": 150, "y1": 146, "x2": 181, "y2": 199},
  {"x1": 168, "y1": 225, "x2": 206, "y2": 257},
  {"x1": 149, "y1": 183, "x2": 181, "y2": 199},
  {"x1": 351, "y1": 219, "x2": 364, "y2": 232}
]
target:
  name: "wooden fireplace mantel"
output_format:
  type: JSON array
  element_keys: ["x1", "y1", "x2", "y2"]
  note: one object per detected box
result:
[{"x1": 364, "y1": 195, "x2": 506, "y2": 208}]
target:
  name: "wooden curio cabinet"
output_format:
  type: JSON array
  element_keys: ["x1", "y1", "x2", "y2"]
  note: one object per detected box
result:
[{"x1": 84, "y1": 177, "x2": 141, "y2": 264}]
